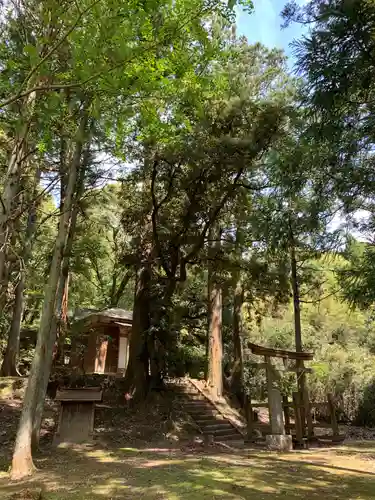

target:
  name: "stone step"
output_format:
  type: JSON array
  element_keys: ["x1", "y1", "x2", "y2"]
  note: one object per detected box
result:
[
  {"x1": 185, "y1": 395, "x2": 205, "y2": 401},
  {"x1": 212, "y1": 433, "x2": 243, "y2": 441},
  {"x1": 194, "y1": 416, "x2": 225, "y2": 424},
  {"x1": 200, "y1": 423, "x2": 234, "y2": 432},
  {"x1": 185, "y1": 403, "x2": 215, "y2": 409},
  {"x1": 172, "y1": 385, "x2": 199, "y2": 391},
  {"x1": 209, "y1": 427, "x2": 239, "y2": 436},
  {"x1": 192, "y1": 416, "x2": 221, "y2": 423},
  {"x1": 169, "y1": 379, "x2": 243, "y2": 443},
  {"x1": 185, "y1": 402, "x2": 215, "y2": 408},
  {"x1": 189, "y1": 412, "x2": 220, "y2": 419},
  {"x1": 180, "y1": 401, "x2": 207, "y2": 406},
  {"x1": 179, "y1": 394, "x2": 206, "y2": 401},
  {"x1": 187, "y1": 409, "x2": 219, "y2": 416},
  {"x1": 184, "y1": 402, "x2": 212, "y2": 409},
  {"x1": 174, "y1": 388, "x2": 200, "y2": 394}
]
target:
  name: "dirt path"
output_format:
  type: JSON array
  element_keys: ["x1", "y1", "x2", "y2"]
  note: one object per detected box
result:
[{"x1": 1, "y1": 441, "x2": 375, "y2": 499}]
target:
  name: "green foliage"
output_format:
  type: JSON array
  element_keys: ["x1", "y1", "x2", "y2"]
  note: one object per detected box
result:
[
  {"x1": 283, "y1": 0, "x2": 375, "y2": 215},
  {"x1": 2, "y1": 0, "x2": 375, "y2": 430},
  {"x1": 243, "y1": 254, "x2": 375, "y2": 422},
  {"x1": 336, "y1": 237, "x2": 375, "y2": 311},
  {"x1": 68, "y1": 183, "x2": 134, "y2": 310}
]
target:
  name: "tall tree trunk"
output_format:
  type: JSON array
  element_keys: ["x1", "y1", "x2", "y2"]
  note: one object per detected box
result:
[
  {"x1": 53, "y1": 273, "x2": 69, "y2": 365},
  {"x1": 1, "y1": 280, "x2": 24, "y2": 377},
  {"x1": 205, "y1": 266, "x2": 211, "y2": 381},
  {"x1": 289, "y1": 219, "x2": 313, "y2": 437},
  {"x1": 1, "y1": 169, "x2": 40, "y2": 376},
  {"x1": 231, "y1": 277, "x2": 244, "y2": 403},
  {"x1": 124, "y1": 262, "x2": 151, "y2": 400},
  {"x1": 0, "y1": 93, "x2": 36, "y2": 312},
  {"x1": 10, "y1": 110, "x2": 89, "y2": 480},
  {"x1": 53, "y1": 137, "x2": 89, "y2": 365},
  {"x1": 290, "y1": 235, "x2": 302, "y2": 352},
  {"x1": 148, "y1": 277, "x2": 177, "y2": 389},
  {"x1": 205, "y1": 227, "x2": 214, "y2": 380},
  {"x1": 207, "y1": 281, "x2": 223, "y2": 399},
  {"x1": 207, "y1": 228, "x2": 223, "y2": 399},
  {"x1": 230, "y1": 227, "x2": 244, "y2": 403},
  {"x1": 109, "y1": 271, "x2": 131, "y2": 307},
  {"x1": 52, "y1": 193, "x2": 79, "y2": 364},
  {"x1": 32, "y1": 118, "x2": 91, "y2": 450}
]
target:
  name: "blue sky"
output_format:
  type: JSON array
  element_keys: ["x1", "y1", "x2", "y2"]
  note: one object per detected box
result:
[
  {"x1": 236, "y1": 0, "x2": 308, "y2": 66},
  {"x1": 236, "y1": 1, "x2": 371, "y2": 239}
]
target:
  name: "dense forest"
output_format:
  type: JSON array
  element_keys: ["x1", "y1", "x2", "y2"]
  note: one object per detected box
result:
[{"x1": 2, "y1": 0, "x2": 375, "y2": 481}]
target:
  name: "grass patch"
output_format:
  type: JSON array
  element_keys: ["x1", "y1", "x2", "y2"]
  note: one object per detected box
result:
[{"x1": 1, "y1": 442, "x2": 375, "y2": 499}]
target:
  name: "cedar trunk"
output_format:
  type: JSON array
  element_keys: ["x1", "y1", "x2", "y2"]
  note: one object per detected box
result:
[
  {"x1": 231, "y1": 278, "x2": 244, "y2": 403},
  {"x1": 0, "y1": 279, "x2": 24, "y2": 376},
  {"x1": 53, "y1": 273, "x2": 69, "y2": 364},
  {"x1": 53, "y1": 141, "x2": 88, "y2": 365},
  {"x1": 11, "y1": 111, "x2": 88, "y2": 479},
  {"x1": 230, "y1": 226, "x2": 244, "y2": 403},
  {"x1": 124, "y1": 264, "x2": 151, "y2": 400},
  {"x1": 207, "y1": 228, "x2": 223, "y2": 399},
  {"x1": 207, "y1": 281, "x2": 223, "y2": 398},
  {"x1": 32, "y1": 117, "x2": 89, "y2": 450},
  {"x1": 1, "y1": 169, "x2": 40, "y2": 377},
  {"x1": 290, "y1": 242, "x2": 302, "y2": 352},
  {"x1": 0, "y1": 93, "x2": 35, "y2": 310},
  {"x1": 290, "y1": 224, "x2": 313, "y2": 437}
]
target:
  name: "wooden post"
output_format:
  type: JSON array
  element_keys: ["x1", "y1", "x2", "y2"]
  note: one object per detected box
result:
[
  {"x1": 296, "y1": 361, "x2": 306, "y2": 437},
  {"x1": 297, "y1": 360, "x2": 314, "y2": 439},
  {"x1": 303, "y1": 386, "x2": 314, "y2": 439},
  {"x1": 293, "y1": 391, "x2": 303, "y2": 446},
  {"x1": 327, "y1": 393, "x2": 339, "y2": 438},
  {"x1": 95, "y1": 336, "x2": 108, "y2": 373},
  {"x1": 283, "y1": 395, "x2": 291, "y2": 435}
]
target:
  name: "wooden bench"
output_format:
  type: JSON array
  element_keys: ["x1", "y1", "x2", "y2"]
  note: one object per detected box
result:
[{"x1": 54, "y1": 387, "x2": 102, "y2": 444}]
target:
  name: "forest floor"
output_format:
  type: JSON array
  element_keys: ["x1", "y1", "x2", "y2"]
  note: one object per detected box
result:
[
  {"x1": 1, "y1": 442, "x2": 375, "y2": 499},
  {"x1": 2, "y1": 378, "x2": 375, "y2": 499}
]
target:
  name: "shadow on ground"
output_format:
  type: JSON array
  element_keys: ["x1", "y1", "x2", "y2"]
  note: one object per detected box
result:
[{"x1": 1, "y1": 441, "x2": 375, "y2": 499}]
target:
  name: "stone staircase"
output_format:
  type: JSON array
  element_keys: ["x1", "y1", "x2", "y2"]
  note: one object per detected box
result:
[{"x1": 168, "y1": 379, "x2": 243, "y2": 443}]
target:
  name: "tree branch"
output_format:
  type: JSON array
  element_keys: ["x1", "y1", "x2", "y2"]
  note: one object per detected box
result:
[
  {"x1": 19, "y1": 0, "x2": 102, "y2": 98},
  {"x1": 151, "y1": 159, "x2": 177, "y2": 278}
]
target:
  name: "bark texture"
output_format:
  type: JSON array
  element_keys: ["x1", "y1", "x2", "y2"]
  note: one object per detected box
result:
[
  {"x1": 207, "y1": 228, "x2": 223, "y2": 399},
  {"x1": 124, "y1": 263, "x2": 151, "y2": 400},
  {"x1": 207, "y1": 280, "x2": 223, "y2": 398},
  {"x1": 290, "y1": 238, "x2": 302, "y2": 352},
  {"x1": 1, "y1": 280, "x2": 24, "y2": 376},
  {"x1": 231, "y1": 277, "x2": 244, "y2": 402},
  {"x1": 11, "y1": 111, "x2": 88, "y2": 479},
  {"x1": 1, "y1": 169, "x2": 40, "y2": 376},
  {"x1": 0, "y1": 92, "x2": 36, "y2": 312},
  {"x1": 230, "y1": 225, "x2": 245, "y2": 403},
  {"x1": 32, "y1": 115, "x2": 90, "y2": 450}
]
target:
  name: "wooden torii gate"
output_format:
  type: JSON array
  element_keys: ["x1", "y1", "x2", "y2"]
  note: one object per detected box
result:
[{"x1": 246, "y1": 342, "x2": 314, "y2": 449}]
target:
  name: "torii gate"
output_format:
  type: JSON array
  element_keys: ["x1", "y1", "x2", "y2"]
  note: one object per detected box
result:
[{"x1": 246, "y1": 342, "x2": 314, "y2": 450}]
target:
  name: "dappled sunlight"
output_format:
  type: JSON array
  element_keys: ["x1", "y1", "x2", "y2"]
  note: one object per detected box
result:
[
  {"x1": 137, "y1": 459, "x2": 186, "y2": 468},
  {"x1": 2, "y1": 444, "x2": 375, "y2": 499},
  {"x1": 273, "y1": 451, "x2": 375, "y2": 476}
]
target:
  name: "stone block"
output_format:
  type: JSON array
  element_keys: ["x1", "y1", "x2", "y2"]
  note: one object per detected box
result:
[{"x1": 266, "y1": 434, "x2": 293, "y2": 452}]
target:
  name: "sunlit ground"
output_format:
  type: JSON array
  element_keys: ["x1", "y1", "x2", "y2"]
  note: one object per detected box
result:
[{"x1": 2, "y1": 441, "x2": 375, "y2": 499}]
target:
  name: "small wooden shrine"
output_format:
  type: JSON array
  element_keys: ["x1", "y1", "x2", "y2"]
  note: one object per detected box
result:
[
  {"x1": 54, "y1": 387, "x2": 102, "y2": 444},
  {"x1": 246, "y1": 343, "x2": 341, "y2": 449},
  {"x1": 70, "y1": 308, "x2": 132, "y2": 375}
]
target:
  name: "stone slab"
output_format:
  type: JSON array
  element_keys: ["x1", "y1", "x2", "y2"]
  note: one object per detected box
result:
[{"x1": 266, "y1": 434, "x2": 293, "y2": 452}]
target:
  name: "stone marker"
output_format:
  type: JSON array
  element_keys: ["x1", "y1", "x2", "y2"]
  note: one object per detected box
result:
[{"x1": 266, "y1": 434, "x2": 293, "y2": 452}]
